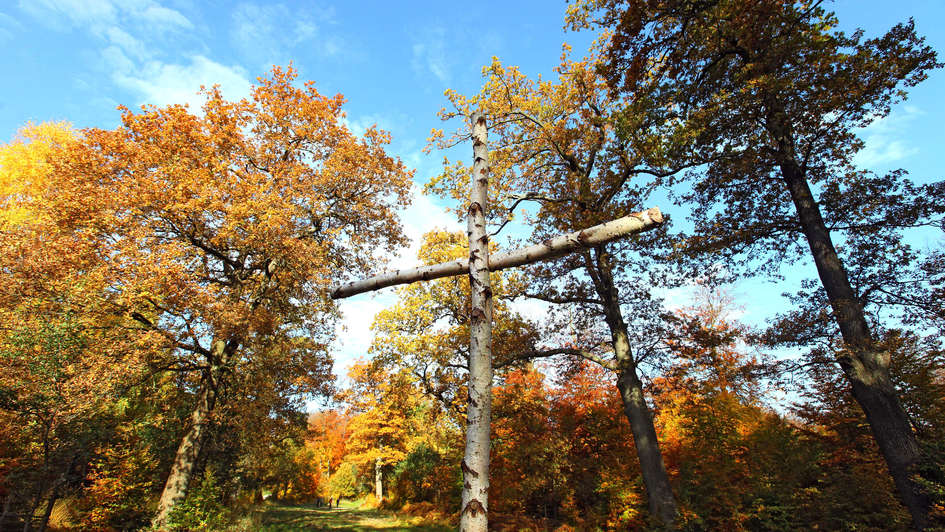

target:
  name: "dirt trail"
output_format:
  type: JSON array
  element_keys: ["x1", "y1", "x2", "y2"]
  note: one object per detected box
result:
[{"x1": 259, "y1": 502, "x2": 449, "y2": 532}]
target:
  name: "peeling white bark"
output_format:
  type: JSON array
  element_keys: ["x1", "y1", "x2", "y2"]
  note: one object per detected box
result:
[
  {"x1": 460, "y1": 112, "x2": 493, "y2": 532},
  {"x1": 331, "y1": 207, "x2": 663, "y2": 300}
]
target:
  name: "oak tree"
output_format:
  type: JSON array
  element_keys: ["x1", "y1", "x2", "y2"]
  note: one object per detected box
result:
[{"x1": 42, "y1": 66, "x2": 412, "y2": 526}]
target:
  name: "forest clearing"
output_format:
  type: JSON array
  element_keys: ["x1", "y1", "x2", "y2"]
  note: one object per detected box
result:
[{"x1": 1, "y1": 0, "x2": 944, "y2": 531}]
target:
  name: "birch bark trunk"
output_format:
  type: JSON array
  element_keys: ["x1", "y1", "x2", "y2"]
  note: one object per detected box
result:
[
  {"x1": 375, "y1": 457, "x2": 383, "y2": 502},
  {"x1": 459, "y1": 112, "x2": 493, "y2": 532},
  {"x1": 331, "y1": 209, "x2": 662, "y2": 299}
]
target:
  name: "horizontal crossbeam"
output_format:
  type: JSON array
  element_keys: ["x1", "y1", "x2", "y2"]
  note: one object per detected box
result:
[{"x1": 331, "y1": 207, "x2": 663, "y2": 299}]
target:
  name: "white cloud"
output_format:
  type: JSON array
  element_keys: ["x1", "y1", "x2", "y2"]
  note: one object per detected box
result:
[
  {"x1": 113, "y1": 55, "x2": 251, "y2": 108},
  {"x1": 20, "y1": 0, "x2": 191, "y2": 34},
  {"x1": 101, "y1": 45, "x2": 137, "y2": 74},
  {"x1": 230, "y1": 1, "x2": 342, "y2": 66},
  {"x1": 0, "y1": 12, "x2": 21, "y2": 42},
  {"x1": 104, "y1": 26, "x2": 149, "y2": 61},
  {"x1": 411, "y1": 27, "x2": 451, "y2": 84},
  {"x1": 328, "y1": 183, "x2": 461, "y2": 377},
  {"x1": 20, "y1": 0, "x2": 120, "y2": 28},
  {"x1": 20, "y1": 0, "x2": 232, "y2": 109},
  {"x1": 334, "y1": 296, "x2": 391, "y2": 365},
  {"x1": 507, "y1": 297, "x2": 551, "y2": 324},
  {"x1": 140, "y1": 4, "x2": 193, "y2": 31},
  {"x1": 393, "y1": 184, "x2": 463, "y2": 269},
  {"x1": 855, "y1": 105, "x2": 924, "y2": 169}
]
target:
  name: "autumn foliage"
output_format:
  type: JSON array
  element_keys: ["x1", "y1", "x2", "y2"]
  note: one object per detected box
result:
[
  {"x1": 2, "y1": 2, "x2": 943, "y2": 530},
  {"x1": 0, "y1": 66, "x2": 411, "y2": 530}
]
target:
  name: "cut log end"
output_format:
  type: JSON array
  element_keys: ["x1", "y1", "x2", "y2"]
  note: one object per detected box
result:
[{"x1": 645, "y1": 206, "x2": 663, "y2": 225}]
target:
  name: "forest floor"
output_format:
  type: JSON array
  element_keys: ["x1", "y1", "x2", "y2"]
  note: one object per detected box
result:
[{"x1": 259, "y1": 500, "x2": 451, "y2": 531}]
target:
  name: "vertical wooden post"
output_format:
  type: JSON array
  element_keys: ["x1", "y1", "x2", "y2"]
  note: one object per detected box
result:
[{"x1": 460, "y1": 112, "x2": 493, "y2": 531}]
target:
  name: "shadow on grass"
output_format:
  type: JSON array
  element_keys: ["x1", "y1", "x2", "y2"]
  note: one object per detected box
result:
[{"x1": 260, "y1": 503, "x2": 450, "y2": 532}]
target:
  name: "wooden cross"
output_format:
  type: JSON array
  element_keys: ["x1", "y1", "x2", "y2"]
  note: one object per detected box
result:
[{"x1": 331, "y1": 113, "x2": 663, "y2": 531}]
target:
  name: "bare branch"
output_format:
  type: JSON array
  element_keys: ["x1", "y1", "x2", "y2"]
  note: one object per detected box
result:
[{"x1": 496, "y1": 346, "x2": 617, "y2": 371}]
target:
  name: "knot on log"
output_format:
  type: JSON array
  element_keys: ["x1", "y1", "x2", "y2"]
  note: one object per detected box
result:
[
  {"x1": 463, "y1": 499, "x2": 486, "y2": 517},
  {"x1": 461, "y1": 460, "x2": 480, "y2": 478}
]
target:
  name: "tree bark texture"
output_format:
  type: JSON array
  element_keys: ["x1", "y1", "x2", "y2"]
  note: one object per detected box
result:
[
  {"x1": 460, "y1": 112, "x2": 493, "y2": 532},
  {"x1": 589, "y1": 248, "x2": 678, "y2": 527},
  {"x1": 780, "y1": 158, "x2": 929, "y2": 529},
  {"x1": 36, "y1": 484, "x2": 59, "y2": 532},
  {"x1": 0, "y1": 492, "x2": 12, "y2": 530},
  {"x1": 331, "y1": 208, "x2": 663, "y2": 299},
  {"x1": 375, "y1": 457, "x2": 383, "y2": 502},
  {"x1": 616, "y1": 359, "x2": 678, "y2": 527},
  {"x1": 152, "y1": 340, "x2": 228, "y2": 530}
]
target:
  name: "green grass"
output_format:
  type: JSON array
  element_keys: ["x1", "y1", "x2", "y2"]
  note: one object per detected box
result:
[{"x1": 259, "y1": 500, "x2": 451, "y2": 532}]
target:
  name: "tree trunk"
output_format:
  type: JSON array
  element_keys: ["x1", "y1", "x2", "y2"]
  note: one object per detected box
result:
[
  {"x1": 0, "y1": 492, "x2": 12, "y2": 529},
  {"x1": 616, "y1": 360, "x2": 678, "y2": 527},
  {"x1": 22, "y1": 485, "x2": 43, "y2": 532},
  {"x1": 460, "y1": 112, "x2": 494, "y2": 532},
  {"x1": 590, "y1": 247, "x2": 678, "y2": 528},
  {"x1": 780, "y1": 158, "x2": 930, "y2": 529},
  {"x1": 152, "y1": 340, "x2": 229, "y2": 530},
  {"x1": 151, "y1": 383, "x2": 214, "y2": 529},
  {"x1": 375, "y1": 457, "x2": 383, "y2": 502},
  {"x1": 36, "y1": 484, "x2": 60, "y2": 532}
]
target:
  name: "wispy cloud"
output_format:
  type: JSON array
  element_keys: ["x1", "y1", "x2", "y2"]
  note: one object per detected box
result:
[
  {"x1": 0, "y1": 12, "x2": 21, "y2": 43},
  {"x1": 854, "y1": 105, "x2": 924, "y2": 169},
  {"x1": 394, "y1": 183, "x2": 464, "y2": 269},
  {"x1": 230, "y1": 1, "x2": 342, "y2": 68},
  {"x1": 140, "y1": 4, "x2": 193, "y2": 31},
  {"x1": 19, "y1": 0, "x2": 191, "y2": 33},
  {"x1": 22, "y1": 0, "x2": 250, "y2": 109},
  {"x1": 411, "y1": 26, "x2": 451, "y2": 85},
  {"x1": 334, "y1": 296, "x2": 391, "y2": 365}
]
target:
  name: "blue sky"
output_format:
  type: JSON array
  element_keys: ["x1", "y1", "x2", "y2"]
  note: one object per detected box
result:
[{"x1": 2, "y1": 0, "x2": 943, "y2": 392}]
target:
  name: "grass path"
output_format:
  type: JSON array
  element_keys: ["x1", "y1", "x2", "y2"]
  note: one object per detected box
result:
[{"x1": 259, "y1": 501, "x2": 450, "y2": 532}]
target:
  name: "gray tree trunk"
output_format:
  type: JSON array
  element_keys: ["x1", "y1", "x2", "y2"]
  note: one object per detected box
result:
[
  {"x1": 152, "y1": 339, "x2": 228, "y2": 530},
  {"x1": 460, "y1": 112, "x2": 494, "y2": 532},
  {"x1": 0, "y1": 492, "x2": 12, "y2": 529},
  {"x1": 615, "y1": 354, "x2": 678, "y2": 527},
  {"x1": 589, "y1": 246, "x2": 678, "y2": 527},
  {"x1": 36, "y1": 484, "x2": 59, "y2": 532},
  {"x1": 780, "y1": 156, "x2": 929, "y2": 529}
]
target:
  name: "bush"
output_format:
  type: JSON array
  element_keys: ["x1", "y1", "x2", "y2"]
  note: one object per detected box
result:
[{"x1": 164, "y1": 470, "x2": 232, "y2": 532}]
